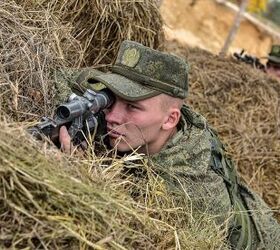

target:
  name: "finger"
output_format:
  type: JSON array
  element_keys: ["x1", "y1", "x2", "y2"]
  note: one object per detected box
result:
[{"x1": 59, "y1": 126, "x2": 72, "y2": 154}]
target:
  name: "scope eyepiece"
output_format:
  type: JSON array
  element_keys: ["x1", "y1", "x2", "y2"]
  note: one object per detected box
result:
[{"x1": 57, "y1": 105, "x2": 71, "y2": 119}]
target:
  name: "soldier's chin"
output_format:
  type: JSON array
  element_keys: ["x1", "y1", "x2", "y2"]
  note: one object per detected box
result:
[{"x1": 109, "y1": 138, "x2": 131, "y2": 152}]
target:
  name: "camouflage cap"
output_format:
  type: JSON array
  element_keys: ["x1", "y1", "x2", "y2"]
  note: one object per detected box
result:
[
  {"x1": 91, "y1": 40, "x2": 189, "y2": 101},
  {"x1": 268, "y1": 45, "x2": 280, "y2": 64}
]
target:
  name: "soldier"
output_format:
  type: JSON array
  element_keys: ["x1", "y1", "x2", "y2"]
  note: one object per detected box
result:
[
  {"x1": 266, "y1": 44, "x2": 280, "y2": 80},
  {"x1": 59, "y1": 40, "x2": 280, "y2": 249}
]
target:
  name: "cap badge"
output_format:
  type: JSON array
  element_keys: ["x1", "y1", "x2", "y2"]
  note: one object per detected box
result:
[{"x1": 121, "y1": 48, "x2": 140, "y2": 68}]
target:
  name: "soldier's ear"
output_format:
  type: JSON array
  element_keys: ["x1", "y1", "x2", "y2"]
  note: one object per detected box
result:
[{"x1": 162, "y1": 108, "x2": 181, "y2": 130}]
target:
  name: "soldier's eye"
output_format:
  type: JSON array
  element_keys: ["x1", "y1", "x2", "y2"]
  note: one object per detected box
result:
[{"x1": 127, "y1": 103, "x2": 138, "y2": 110}]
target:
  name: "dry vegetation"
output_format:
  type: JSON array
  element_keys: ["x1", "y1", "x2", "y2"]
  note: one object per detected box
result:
[
  {"x1": 0, "y1": 122, "x2": 225, "y2": 249},
  {"x1": 1, "y1": 0, "x2": 164, "y2": 121},
  {"x1": 0, "y1": 1, "x2": 82, "y2": 120},
  {"x1": 15, "y1": 0, "x2": 164, "y2": 66},
  {"x1": 0, "y1": 0, "x2": 227, "y2": 249},
  {"x1": 1, "y1": 0, "x2": 279, "y2": 248}
]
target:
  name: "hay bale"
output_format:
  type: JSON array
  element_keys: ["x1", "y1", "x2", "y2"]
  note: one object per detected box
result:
[
  {"x1": 0, "y1": 0, "x2": 82, "y2": 121},
  {"x1": 1, "y1": 0, "x2": 164, "y2": 121},
  {"x1": 165, "y1": 40, "x2": 280, "y2": 221},
  {"x1": 0, "y1": 121, "x2": 226, "y2": 249},
  {"x1": 15, "y1": 0, "x2": 164, "y2": 66}
]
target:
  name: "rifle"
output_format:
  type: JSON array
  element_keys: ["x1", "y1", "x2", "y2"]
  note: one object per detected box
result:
[
  {"x1": 233, "y1": 49, "x2": 265, "y2": 71},
  {"x1": 28, "y1": 88, "x2": 114, "y2": 147}
]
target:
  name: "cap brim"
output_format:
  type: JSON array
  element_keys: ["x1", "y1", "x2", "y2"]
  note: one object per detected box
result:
[{"x1": 92, "y1": 72, "x2": 161, "y2": 101}]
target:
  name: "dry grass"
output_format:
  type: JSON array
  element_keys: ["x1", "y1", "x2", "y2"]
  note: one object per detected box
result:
[
  {"x1": 15, "y1": 0, "x2": 164, "y2": 66},
  {"x1": 1, "y1": 0, "x2": 164, "y2": 121},
  {"x1": 165, "y1": 40, "x2": 280, "y2": 221},
  {"x1": 0, "y1": 121, "x2": 226, "y2": 249},
  {"x1": 0, "y1": 1, "x2": 82, "y2": 120},
  {"x1": 0, "y1": 1, "x2": 227, "y2": 249},
  {"x1": 1, "y1": 0, "x2": 278, "y2": 247}
]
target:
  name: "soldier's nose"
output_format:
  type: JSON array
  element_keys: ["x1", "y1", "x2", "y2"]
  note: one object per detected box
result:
[{"x1": 105, "y1": 100, "x2": 124, "y2": 125}]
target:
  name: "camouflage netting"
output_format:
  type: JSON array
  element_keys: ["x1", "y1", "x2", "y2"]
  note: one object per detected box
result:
[
  {"x1": 0, "y1": 121, "x2": 226, "y2": 249},
  {"x1": 1, "y1": 0, "x2": 164, "y2": 121},
  {"x1": 165, "y1": 40, "x2": 280, "y2": 221}
]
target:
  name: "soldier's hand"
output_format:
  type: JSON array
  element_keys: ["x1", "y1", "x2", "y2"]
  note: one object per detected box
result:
[{"x1": 59, "y1": 126, "x2": 73, "y2": 154}]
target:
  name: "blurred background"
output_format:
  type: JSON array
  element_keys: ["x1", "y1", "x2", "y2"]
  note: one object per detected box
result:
[{"x1": 160, "y1": 0, "x2": 280, "y2": 60}]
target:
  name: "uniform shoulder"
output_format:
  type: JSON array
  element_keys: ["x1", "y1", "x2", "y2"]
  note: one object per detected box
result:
[{"x1": 151, "y1": 105, "x2": 213, "y2": 174}]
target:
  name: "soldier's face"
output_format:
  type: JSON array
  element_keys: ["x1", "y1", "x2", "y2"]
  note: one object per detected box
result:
[{"x1": 105, "y1": 94, "x2": 173, "y2": 154}]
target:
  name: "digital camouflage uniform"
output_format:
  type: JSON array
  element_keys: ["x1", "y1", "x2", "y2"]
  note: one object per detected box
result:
[
  {"x1": 56, "y1": 40, "x2": 280, "y2": 249},
  {"x1": 150, "y1": 105, "x2": 280, "y2": 249}
]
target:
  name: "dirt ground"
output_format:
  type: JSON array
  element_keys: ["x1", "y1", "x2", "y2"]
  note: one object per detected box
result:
[{"x1": 161, "y1": 0, "x2": 280, "y2": 59}]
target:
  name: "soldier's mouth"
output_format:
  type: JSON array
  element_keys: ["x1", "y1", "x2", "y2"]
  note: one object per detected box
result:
[{"x1": 107, "y1": 127, "x2": 125, "y2": 138}]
